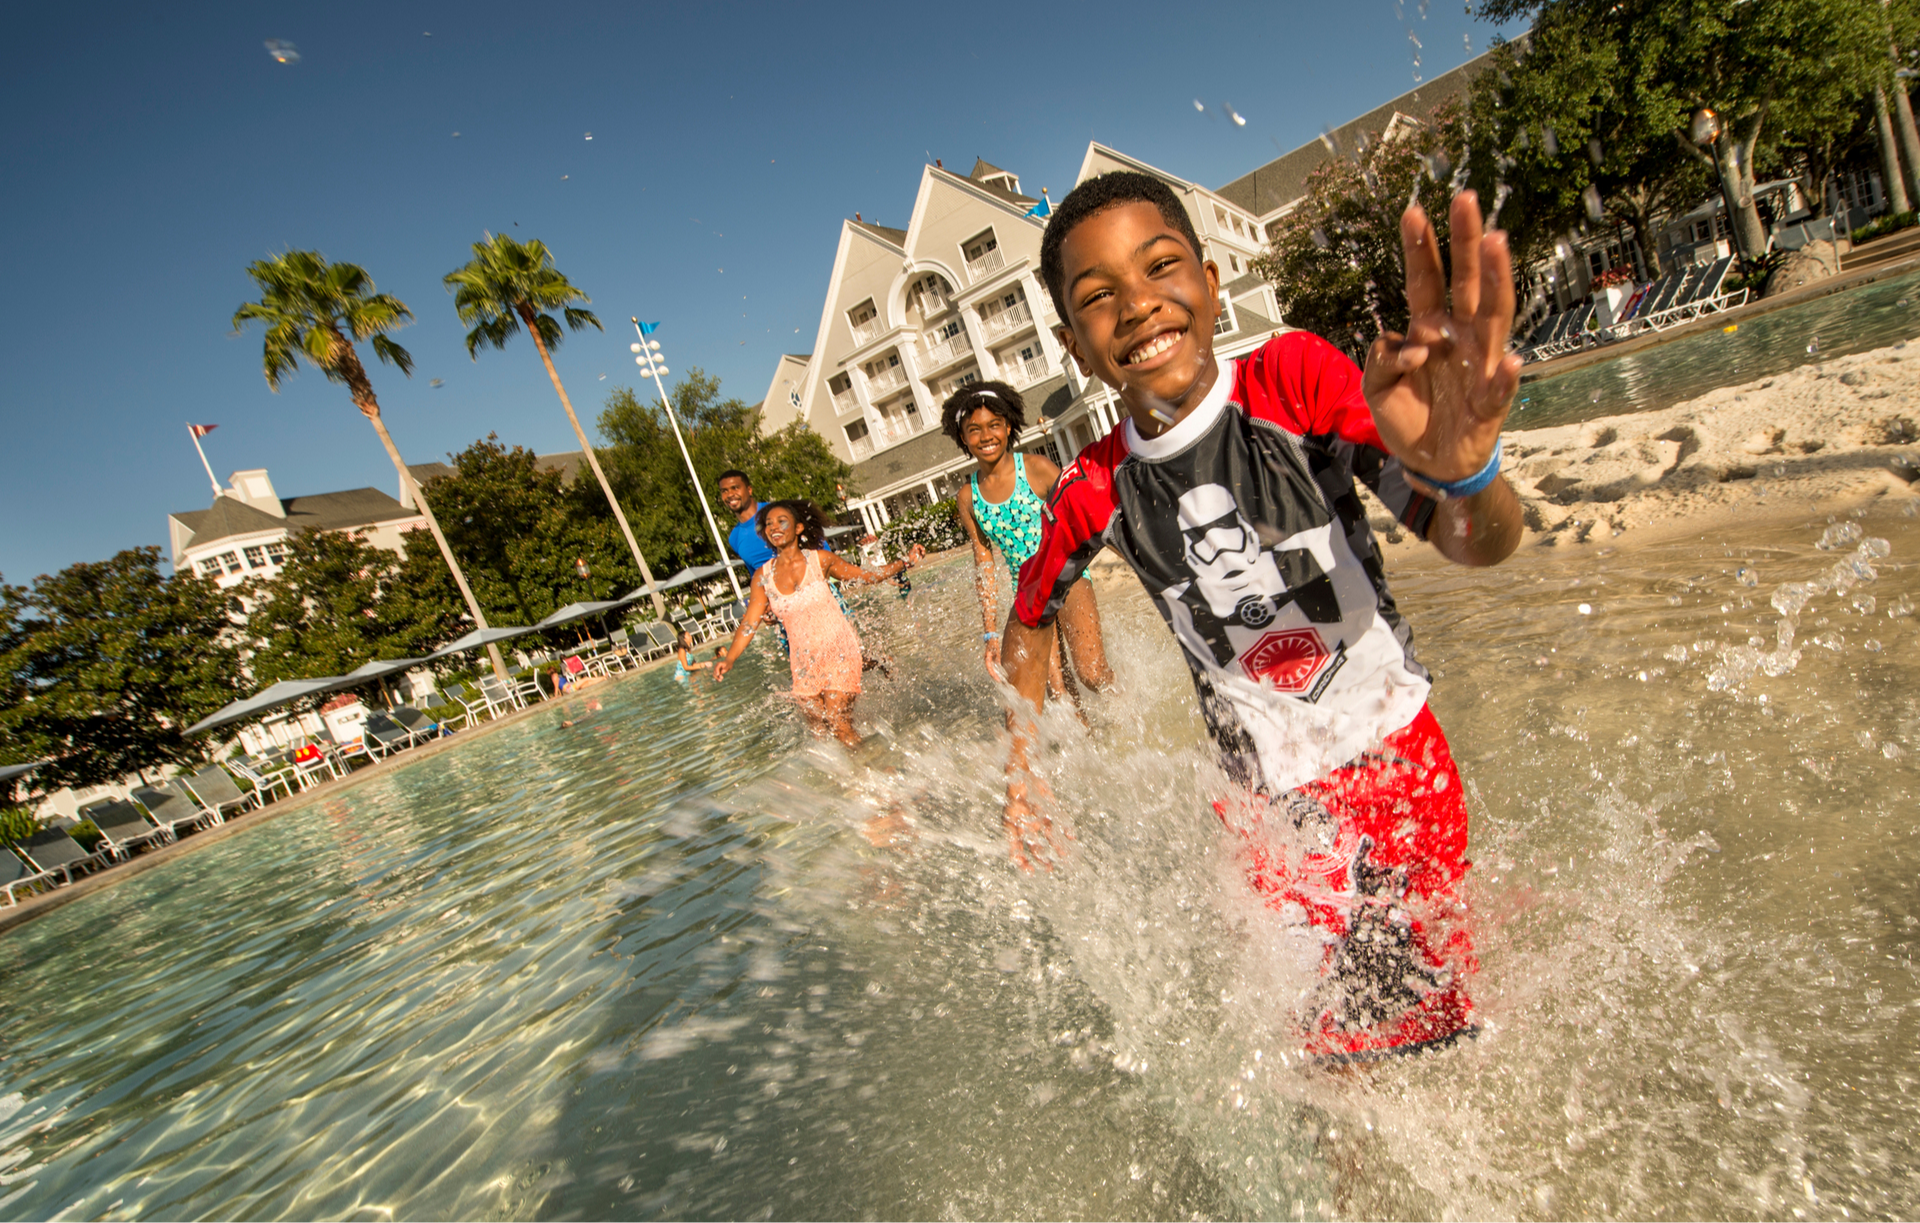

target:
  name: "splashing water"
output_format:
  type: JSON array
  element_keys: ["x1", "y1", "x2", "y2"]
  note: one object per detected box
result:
[{"x1": 1, "y1": 512, "x2": 1918, "y2": 1219}]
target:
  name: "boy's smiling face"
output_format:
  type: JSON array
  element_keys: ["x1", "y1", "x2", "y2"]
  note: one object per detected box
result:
[{"x1": 1054, "y1": 201, "x2": 1222, "y2": 425}]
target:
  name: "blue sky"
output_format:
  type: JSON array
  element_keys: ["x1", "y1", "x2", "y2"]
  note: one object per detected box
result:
[{"x1": 0, "y1": 0, "x2": 1523, "y2": 584}]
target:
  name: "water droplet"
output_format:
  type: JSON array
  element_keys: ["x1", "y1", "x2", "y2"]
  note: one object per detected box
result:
[
  {"x1": 1807, "y1": 336, "x2": 1820, "y2": 354},
  {"x1": 1736, "y1": 566, "x2": 1758, "y2": 587},
  {"x1": 1899, "y1": 298, "x2": 1912, "y2": 307},
  {"x1": 1542, "y1": 126, "x2": 1560, "y2": 156},
  {"x1": 1816, "y1": 521, "x2": 1864, "y2": 550},
  {"x1": 1582, "y1": 185, "x2": 1604, "y2": 223},
  {"x1": 584, "y1": 132, "x2": 593, "y2": 140},
  {"x1": 1577, "y1": 603, "x2": 1593, "y2": 615},
  {"x1": 1889, "y1": 594, "x2": 1915, "y2": 617},
  {"x1": 1853, "y1": 593, "x2": 1877, "y2": 615},
  {"x1": 1194, "y1": 99, "x2": 1206, "y2": 112},
  {"x1": 1884, "y1": 740, "x2": 1906, "y2": 759},
  {"x1": 264, "y1": 38, "x2": 301, "y2": 64},
  {"x1": 1864, "y1": 639, "x2": 1884, "y2": 652},
  {"x1": 1588, "y1": 388, "x2": 1602, "y2": 403},
  {"x1": 1318, "y1": 127, "x2": 1343, "y2": 156},
  {"x1": 1587, "y1": 138, "x2": 1603, "y2": 165},
  {"x1": 1225, "y1": 104, "x2": 1247, "y2": 127},
  {"x1": 1311, "y1": 227, "x2": 1330, "y2": 250},
  {"x1": 1464, "y1": 33, "x2": 1472, "y2": 52}
]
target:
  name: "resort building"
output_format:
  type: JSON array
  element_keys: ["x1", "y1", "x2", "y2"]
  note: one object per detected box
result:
[{"x1": 167, "y1": 469, "x2": 429, "y2": 589}]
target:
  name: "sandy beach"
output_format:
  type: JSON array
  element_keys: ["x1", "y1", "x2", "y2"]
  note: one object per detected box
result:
[{"x1": 1360, "y1": 336, "x2": 1920, "y2": 555}]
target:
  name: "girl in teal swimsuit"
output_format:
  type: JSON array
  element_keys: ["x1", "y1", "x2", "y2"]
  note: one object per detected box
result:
[{"x1": 945, "y1": 381, "x2": 1112, "y2": 699}]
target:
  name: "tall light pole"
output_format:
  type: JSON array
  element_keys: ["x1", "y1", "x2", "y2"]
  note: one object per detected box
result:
[{"x1": 630, "y1": 319, "x2": 745, "y2": 601}]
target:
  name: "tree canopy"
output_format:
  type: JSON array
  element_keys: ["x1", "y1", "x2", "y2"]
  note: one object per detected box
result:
[
  {"x1": 232, "y1": 250, "x2": 413, "y2": 410},
  {"x1": 0, "y1": 549, "x2": 244, "y2": 789}
]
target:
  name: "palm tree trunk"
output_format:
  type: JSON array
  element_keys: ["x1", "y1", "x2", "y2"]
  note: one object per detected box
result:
[
  {"x1": 522, "y1": 311, "x2": 668, "y2": 619},
  {"x1": 361, "y1": 405, "x2": 511, "y2": 684},
  {"x1": 1875, "y1": 84, "x2": 1912, "y2": 215}
]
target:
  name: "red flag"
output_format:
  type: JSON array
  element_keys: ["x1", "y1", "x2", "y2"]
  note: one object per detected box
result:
[{"x1": 189, "y1": 423, "x2": 218, "y2": 437}]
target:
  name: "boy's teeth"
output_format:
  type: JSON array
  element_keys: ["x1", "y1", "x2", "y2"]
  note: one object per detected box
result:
[{"x1": 1129, "y1": 332, "x2": 1179, "y2": 364}]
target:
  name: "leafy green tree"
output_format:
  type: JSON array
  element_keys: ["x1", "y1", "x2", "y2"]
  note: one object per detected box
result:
[
  {"x1": 232, "y1": 250, "x2": 508, "y2": 681},
  {"x1": 1475, "y1": 0, "x2": 1890, "y2": 264},
  {"x1": 243, "y1": 529, "x2": 466, "y2": 686},
  {"x1": 596, "y1": 370, "x2": 852, "y2": 570},
  {"x1": 0, "y1": 549, "x2": 243, "y2": 790},
  {"x1": 443, "y1": 234, "x2": 667, "y2": 617},
  {"x1": 1252, "y1": 100, "x2": 1469, "y2": 350}
]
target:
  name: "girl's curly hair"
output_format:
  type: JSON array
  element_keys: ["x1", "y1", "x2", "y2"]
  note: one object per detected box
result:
[
  {"x1": 939, "y1": 380, "x2": 1027, "y2": 457},
  {"x1": 755, "y1": 499, "x2": 831, "y2": 549}
]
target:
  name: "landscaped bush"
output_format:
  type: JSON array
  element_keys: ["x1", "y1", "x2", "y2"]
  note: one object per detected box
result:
[
  {"x1": 68, "y1": 819, "x2": 102, "y2": 854},
  {"x1": 1852, "y1": 209, "x2": 1917, "y2": 245},
  {"x1": 877, "y1": 498, "x2": 965, "y2": 562},
  {"x1": 0, "y1": 806, "x2": 36, "y2": 846}
]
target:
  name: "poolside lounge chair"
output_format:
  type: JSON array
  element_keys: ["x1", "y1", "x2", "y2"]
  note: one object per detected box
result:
[
  {"x1": 0, "y1": 849, "x2": 56, "y2": 906},
  {"x1": 640, "y1": 622, "x2": 678, "y2": 660},
  {"x1": 391, "y1": 706, "x2": 445, "y2": 744},
  {"x1": 80, "y1": 799, "x2": 172, "y2": 858},
  {"x1": 131, "y1": 783, "x2": 218, "y2": 838},
  {"x1": 227, "y1": 755, "x2": 295, "y2": 806},
  {"x1": 361, "y1": 711, "x2": 415, "y2": 758},
  {"x1": 181, "y1": 765, "x2": 253, "y2": 820},
  {"x1": 17, "y1": 827, "x2": 109, "y2": 884}
]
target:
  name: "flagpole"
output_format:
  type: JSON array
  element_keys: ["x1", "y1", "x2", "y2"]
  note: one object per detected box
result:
[
  {"x1": 188, "y1": 424, "x2": 220, "y2": 496},
  {"x1": 630, "y1": 319, "x2": 745, "y2": 602}
]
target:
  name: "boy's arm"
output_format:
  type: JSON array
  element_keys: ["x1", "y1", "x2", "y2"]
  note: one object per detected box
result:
[{"x1": 1361, "y1": 191, "x2": 1524, "y2": 567}]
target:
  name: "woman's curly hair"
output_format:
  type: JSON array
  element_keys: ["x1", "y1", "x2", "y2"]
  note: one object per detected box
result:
[
  {"x1": 939, "y1": 380, "x2": 1027, "y2": 457},
  {"x1": 755, "y1": 499, "x2": 831, "y2": 549}
]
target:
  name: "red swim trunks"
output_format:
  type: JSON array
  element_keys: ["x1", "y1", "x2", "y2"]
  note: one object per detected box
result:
[{"x1": 1215, "y1": 704, "x2": 1477, "y2": 1063}]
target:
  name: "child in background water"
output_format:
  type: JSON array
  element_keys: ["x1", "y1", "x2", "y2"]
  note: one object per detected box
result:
[{"x1": 944, "y1": 381, "x2": 1113, "y2": 699}]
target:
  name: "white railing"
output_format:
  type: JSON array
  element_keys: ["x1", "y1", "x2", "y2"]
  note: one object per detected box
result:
[
  {"x1": 831, "y1": 388, "x2": 858, "y2": 414},
  {"x1": 1004, "y1": 353, "x2": 1051, "y2": 386},
  {"x1": 964, "y1": 247, "x2": 1006, "y2": 283},
  {"x1": 849, "y1": 317, "x2": 883, "y2": 346},
  {"x1": 848, "y1": 434, "x2": 874, "y2": 459},
  {"x1": 919, "y1": 331, "x2": 971, "y2": 369},
  {"x1": 915, "y1": 291, "x2": 951, "y2": 317},
  {"x1": 980, "y1": 300, "x2": 1032, "y2": 340},
  {"x1": 873, "y1": 411, "x2": 927, "y2": 447},
  {"x1": 866, "y1": 363, "x2": 907, "y2": 396},
  {"x1": 935, "y1": 372, "x2": 982, "y2": 401}
]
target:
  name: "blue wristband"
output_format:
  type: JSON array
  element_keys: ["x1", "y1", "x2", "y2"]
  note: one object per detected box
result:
[
  {"x1": 982, "y1": 631, "x2": 1000, "y2": 641},
  {"x1": 1408, "y1": 438, "x2": 1502, "y2": 500}
]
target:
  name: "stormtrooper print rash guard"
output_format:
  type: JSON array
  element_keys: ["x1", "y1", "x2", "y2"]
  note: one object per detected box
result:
[{"x1": 1015, "y1": 332, "x2": 1438, "y2": 795}]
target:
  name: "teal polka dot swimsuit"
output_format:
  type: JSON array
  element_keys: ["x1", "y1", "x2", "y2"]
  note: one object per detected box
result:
[{"x1": 970, "y1": 453, "x2": 1046, "y2": 579}]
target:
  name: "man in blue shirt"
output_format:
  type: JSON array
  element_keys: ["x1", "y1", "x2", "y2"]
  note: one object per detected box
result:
[{"x1": 717, "y1": 470, "x2": 773, "y2": 570}]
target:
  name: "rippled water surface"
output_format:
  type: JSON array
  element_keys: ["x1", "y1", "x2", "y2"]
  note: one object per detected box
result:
[
  {"x1": 2, "y1": 513, "x2": 1918, "y2": 1220},
  {"x1": 1516, "y1": 268, "x2": 1920, "y2": 429}
]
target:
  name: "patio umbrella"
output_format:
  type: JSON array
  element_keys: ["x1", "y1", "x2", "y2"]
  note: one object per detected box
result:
[
  {"x1": 337, "y1": 657, "x2": 430, "y2": 684},
  {"x1": 0, "y1": 760, "x2": 49, "y2": 786},
  {"x1": 533, "y1": 600, "x2": 627, "y2": 631},
  {"x1": 183, "y1": 676, "x2": 349, "y2": 737},
  {"x1": 424, "y1": 625, "x2": 540, "y2": 664},
  {"x1": 624, "y1": 561, "x2": 740, "y2": 600}
]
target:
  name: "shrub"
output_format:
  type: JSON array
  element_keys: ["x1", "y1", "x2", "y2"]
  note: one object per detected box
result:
[
  {"x1": 0, "y1": 806, "x2": 37, "y2": 846},
  {"x1": 1852, "y1": 209, "x2": 1917, "y2": 245},
  {"x1": 69, "y1": 819, "x2": 103, "y2": 854},
  {"x1": 877, "y1": 498, "x2": 965, "y2": 562}
]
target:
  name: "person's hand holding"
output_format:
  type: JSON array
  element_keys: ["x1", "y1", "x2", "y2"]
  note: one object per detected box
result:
[
  {"x1": 1362, "y1": 190, "x2": 1523, "y2": 491},
  {"x1": 712, "y1": 658, "x2": 732, "y2": 683},
  {"x1": 905, "y1": 544, "x2": 927, "y2": 567},
  {"x1": 1004, "y1": 778, "x2": 1068, "y2": 873},
  {"x1": 984, "y1": 640, "x2": 1006, "y2": 682}
]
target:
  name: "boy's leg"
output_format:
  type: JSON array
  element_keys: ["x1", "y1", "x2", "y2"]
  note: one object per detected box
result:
[
  {"x1": 1057, "y1": 578, "x2": 1114, "y2": 691},
  {"x1": 1224, "y1": 705, "x2": 1477, "y2": 1062}
]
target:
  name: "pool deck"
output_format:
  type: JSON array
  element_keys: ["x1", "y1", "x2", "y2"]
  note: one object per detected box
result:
[
  {"x1": 0, "y1": 659, "x2": 665, "y2": 938},
  {"x1": 1519, "y1": 250, "x2": 1920, "y2": 387}
]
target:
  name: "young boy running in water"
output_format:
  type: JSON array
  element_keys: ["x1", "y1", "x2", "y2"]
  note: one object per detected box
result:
[{"x1": 1003, "y1": 173, "x2": 1523, "y2": 1062}]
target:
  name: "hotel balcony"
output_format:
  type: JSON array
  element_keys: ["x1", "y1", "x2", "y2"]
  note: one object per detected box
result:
[
  {"x1": 831, "y1": 387, "x2": 859, "y2": 414},
  {"x1": 964, "y1": 247, "x2": 1007, "y2": 283},
  {"x1": 915, "y1": 290, "x2": 952, "y2": 318},
  {"x1": 849, "y1": 317, "x2": 884, "y2": 346},
  {"x1": 918, "y1": 331, "x2": 972, "y2": 372},
  {"x1": 865, "y1": 363, "x2": 908, "y2": 396},
  {"x1": 979, "y1": 300, "x2": 1032, "y2": 341},
  {"x1": 872, "y1": 408, "x2": 929, "y2": 448},
  {"x1": 848, "y1": 434, "x2": 874, "y2": 460},
  {"x1": 1002, "y1": 352, "x2": 1051, "y2": 386}
]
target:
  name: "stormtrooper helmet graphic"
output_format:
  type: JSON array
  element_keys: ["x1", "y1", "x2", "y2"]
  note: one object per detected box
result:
[{"x1": 1176, "y1": 483, "x2": 1287, "y2": 623}]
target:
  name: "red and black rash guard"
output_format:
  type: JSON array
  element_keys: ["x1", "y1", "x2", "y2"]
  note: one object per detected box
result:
[{"x1": 1015, "y1": 333, "x2": 1437, "y2": 795}]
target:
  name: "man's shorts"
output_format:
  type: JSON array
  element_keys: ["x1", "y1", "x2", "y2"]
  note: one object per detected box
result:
[{"x1": 1215, "y1": 704, "x2": 1477, "y2": 1063}]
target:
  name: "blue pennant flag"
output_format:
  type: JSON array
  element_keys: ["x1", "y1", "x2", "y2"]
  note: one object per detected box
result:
[
  {"x1": 637, "y1": 320, "x2": 662, "y2": 336},
  {"x1": 1025, "y1": 193, "x2": 1052, "y2": 219}
]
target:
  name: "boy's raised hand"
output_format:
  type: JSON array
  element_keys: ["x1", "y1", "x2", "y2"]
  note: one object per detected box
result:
[{"x1": 1361, "y1": 191, "x2": 1523, "y2": 489}]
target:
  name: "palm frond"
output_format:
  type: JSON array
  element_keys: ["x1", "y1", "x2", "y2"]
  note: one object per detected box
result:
[
  {"x1": 443, "y1": 232, "x2": 597, "y2": 354},
  {"x1": 369, "y1": 334, "x2": 414, "y2": 377},
  {"x1": 531, "y1": 313, "x2": 565, "y2": 352},
  {"x1": 462, "y1": 313, "x2": 521, "y2": 358},
  {"x1": 562, "y1": 306, "x2": 602, "y2": 333}
]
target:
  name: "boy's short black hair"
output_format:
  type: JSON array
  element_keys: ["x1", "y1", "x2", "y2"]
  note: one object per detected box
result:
[
  {"x1": 939, "y1": 379, "x2": 1027, "y2": 457},
  {"x1": 1039, "y1": 171, "x2": 1206, "y2": 322},
  {"x1": 716, "y1": 468, "x2": 751, "y2": 487},
  {"x1": 756, "y1": 499, "x2": 830, "y2": 549}
]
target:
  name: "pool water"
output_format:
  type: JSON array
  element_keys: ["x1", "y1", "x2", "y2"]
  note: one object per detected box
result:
[
  {"x1": 1, "y1": 513, "x2": 1917, "y2": 1220},
  {"x1": 1516, "y1": 269, "x2": 1920, "y2": 430}
]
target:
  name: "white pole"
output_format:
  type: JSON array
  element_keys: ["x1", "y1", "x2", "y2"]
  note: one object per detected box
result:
[
  {"x1": 188, "y1": 424, "x2": 221, "y2": 496},
  {"x1": 631, "y1": 318, "x2": 745, "y2": 601}
]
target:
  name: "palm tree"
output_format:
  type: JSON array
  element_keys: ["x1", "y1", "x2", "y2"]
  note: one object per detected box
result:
[
  {"x1": 443, "y1": 234, "x2": 667, "y2": 619},
  {"x1": 232, "y1": 250, "x2": 512, "y2": 683}
]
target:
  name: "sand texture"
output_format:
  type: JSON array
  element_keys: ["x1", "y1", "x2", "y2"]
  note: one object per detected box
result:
[{"x1": 1362, "y1": 338, "x2": 1920, "y2": 552}]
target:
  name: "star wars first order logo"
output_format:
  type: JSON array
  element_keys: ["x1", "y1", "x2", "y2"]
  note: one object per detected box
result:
[{"x1": 1158, "y1": 482, "x2": 1349, "y2": 701}]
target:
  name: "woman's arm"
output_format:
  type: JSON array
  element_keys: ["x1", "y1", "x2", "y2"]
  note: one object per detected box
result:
[
  {"x1": 712, "y1": 574, "x2": 771, "y2": 683},
  {"x1": 820, "y1": 545, "x2": 925, "y2": 586}
]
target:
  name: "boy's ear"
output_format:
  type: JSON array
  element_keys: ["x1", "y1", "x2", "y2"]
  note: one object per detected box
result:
[{"x1": 1055, "y1": 324, "x2": 1092, "y2": 377}]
